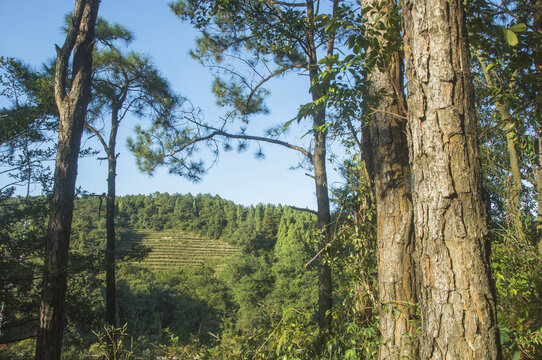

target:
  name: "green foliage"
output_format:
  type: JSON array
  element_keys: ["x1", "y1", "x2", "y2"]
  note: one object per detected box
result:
[
  {"x1": 466, "y1": 4, "x2": 542, "y2": 355},
  {"x1": 270, "y1": 210, "x2": 318, "y2": 321},
  {"x1": 491, "y1": 224, "x2": 542, "y2": 358},
  {"x1": 95, "y1": 18, "x2": 134, "y2": 44},
  {"x1": 0, "y1": 57, "x2": 56, "y2": 198},
  {"x1": 91, "y1": 324, "x2": 138, "y2": 360},
  {"x1": 467, "y1": 0, "x2": 539, "y2": 220},
  {"x1": 326, "y1": 157, "x2": 379, "y2": 360},
  {"x1": 0, "y1": 339, "x2": 35, "y2": 359},
  {"x1": 35, "y1": 193, "x2": 320, "y2": 357},
  {"x1": 0, "y1": 197, "x2": 47, "y2": 345},
  {"x1": 0, "y1": 57, "x2": 61, "y2": 349},
  {"x1": 0, "y1": 57, "x2": 56, "y2": 145},
  {"x1": 5, "y1": 185, "x2": 539, "y2": 359}
]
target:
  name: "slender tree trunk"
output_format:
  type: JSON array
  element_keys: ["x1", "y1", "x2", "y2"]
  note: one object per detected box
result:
[
  {"x1": 306, "y1": 0, "x2": 333, "y2": 335},
  {"x1": 105, "y1": 109, "x2": 119, "y2": 327},
  {"x1": 313, "y1": 112, "x2": 333, "y2": 333},
  {"x1": 361, "y1": 0, "x2": 418, "y2": 358},
  {"x1": 35, "y1": 1, "x2": 99, "y2": 359},
  {"x1": 533, "y1": 0, "x2": 542, "y2": 255},
  {"x1": 473, "y1": 52, "x2": 524, "y2": 237},
  {"x1": 402, "y1": 0, "x2": 501, "y2": 358},
  {"x1": 500, "y1": 104, "x2": 523, "y2": 235}
]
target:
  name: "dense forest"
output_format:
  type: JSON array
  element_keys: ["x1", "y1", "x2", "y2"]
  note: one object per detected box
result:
[
  {"x1": 1, "y1": 193, "x2": 324, "y2": 358},
  {"x1": 1, "y1": 0, "x2": 542, "y2": 359}
]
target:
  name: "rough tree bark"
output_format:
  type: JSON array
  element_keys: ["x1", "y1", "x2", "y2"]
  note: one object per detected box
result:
[
  {"x1": 402, "y1": 0, "x2": 501, "y2": 358},
  {"x1": 35, "y1": 1, "x2": 99, "y2": 359},
  {"x1": 361, "y1": 0, "x2": 418, "y2": 358}
]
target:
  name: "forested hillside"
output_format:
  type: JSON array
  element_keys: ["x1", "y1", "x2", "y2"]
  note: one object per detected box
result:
[
  {"x1": 1, "y1": 0, "x2": 542, "y2": 358},
  {"x1": 1, "y1": 193, "x2": 324, "y2": 358}
]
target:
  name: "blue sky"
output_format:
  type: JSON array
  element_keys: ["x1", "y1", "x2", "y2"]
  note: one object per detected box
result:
[{"x1": 0, "y1": 0, "x2": 345, "y2": 209}]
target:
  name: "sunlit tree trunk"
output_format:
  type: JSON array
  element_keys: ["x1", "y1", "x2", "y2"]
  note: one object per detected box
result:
[
  {"x1": 402, "y1": 0, "x2": 501, "y2": 357},
  {"x1": 35, "y1": 1, "x2": 99, "y2": 359},
  {"x1": 361, "y1": 0, "x2": 418, "y2": 357}
]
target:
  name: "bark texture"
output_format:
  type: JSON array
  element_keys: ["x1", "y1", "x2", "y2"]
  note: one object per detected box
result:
[
  {"x1": 402, "y1": 0, "x2": 501, "y2": 358},
  {"x1": 361, "y1": 0, "x2": 418, "y2": 358},
  {"x1": 35, "y1": 1, "x2": 99, "y2": 359}
]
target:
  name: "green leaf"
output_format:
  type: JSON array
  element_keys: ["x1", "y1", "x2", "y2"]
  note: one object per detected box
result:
[
  {"x1": 512, "y1": 351, "x2": 521, "y2": 360},
  {"x1": 503, "y1": 28, "x2": 518, "y2": 46},
  {"x1": 485, "y1": 62, "x2": 496, "y2": 73},
  {"x1": 282, "y1": 119, "x2": 294, "y2": 131},
  {"x1": 344, "y1": 54, "x2": 355, "y2": 63},
  {"x1": 509, "y1": 23, "x2": 526, "y2": 33},
  {"x1": 324, "y1": 20, "x2": 334, "y2": 32}
]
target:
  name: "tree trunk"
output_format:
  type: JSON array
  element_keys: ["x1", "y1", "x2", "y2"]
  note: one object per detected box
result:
[
  {"x1": 35, "y1": 1, "x2": 99, "y2": 359},
  {"x1": 533, "y1": 0, "x2": 542, "y2": 255},
  {"x1": 361, "y1": 0, "x2": 418, "y2": 358},
  {"x1": 313, "y1": 113, "x2": 333, "y2": 333},
  {"x1": 473, "y1": 52, "x2": 524, "y2": 238},
  {"x1": 402, "y1": 0, "x2": 501, "y2": 358},
  {"x1": 501, "y1": 105, "x2": 523, "y2": 235},
  {"x1": 105, "y1": 109, "x2": 119, "y2": 328},
  {"x1": 306, "y1": 0, "x2": 333, "y2": 335}
]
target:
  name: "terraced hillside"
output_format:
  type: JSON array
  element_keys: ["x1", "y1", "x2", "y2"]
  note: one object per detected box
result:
[{"x1": 119, "y1": 230, "x2": 239, "y2": 272}]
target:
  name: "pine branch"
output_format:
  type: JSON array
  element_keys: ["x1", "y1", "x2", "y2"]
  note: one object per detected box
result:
[
  {"x1": 162, "y1": 125, "x2": 313, "y2": 161},
  {"x1": 288, "y1": 205, "x2": 317, "y2": 215},
  {"x1": 246, "y1": 63, "x2": 307, "y2": 107},
  {"x1": 85, "y1": 122, "x2": 108, "y2": 153}
]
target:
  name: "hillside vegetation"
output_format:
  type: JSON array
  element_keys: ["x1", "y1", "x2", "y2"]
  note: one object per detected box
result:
[
  {"x1": 1, "y1": 193, "x2": 327, "y2": 358},
  {"x1": 2, "y1": 190, "x2": 541, "y2": 358},
  {"x1": 119, "y1": 230, "x2": 239, "y2": 271}
]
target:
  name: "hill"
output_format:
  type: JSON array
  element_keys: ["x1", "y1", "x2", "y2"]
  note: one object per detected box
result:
[{"x1": 119, "y1": 230, "x2": 240, "y2": 271}]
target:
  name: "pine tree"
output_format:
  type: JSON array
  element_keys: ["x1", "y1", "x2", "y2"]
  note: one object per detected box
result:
[
  {"x1": 402, "y1": 0, "x2": 501, "y2": 357},
  {"x1": 36, "y1": 1, "x2": 100, "y2": 358}
]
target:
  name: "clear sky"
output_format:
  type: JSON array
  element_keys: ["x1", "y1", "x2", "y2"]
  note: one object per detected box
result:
[{"x1": 0, "y1": 0, "x2": 345, "y2": 209}]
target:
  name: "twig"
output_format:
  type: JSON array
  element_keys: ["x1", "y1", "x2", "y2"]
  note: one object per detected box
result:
[
  {"x1": 304, "y1": 226, "x2": 349, "y2": 268},
  {"x1": 368, "y1": 107, "x2": 407, "y2": 120}
]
